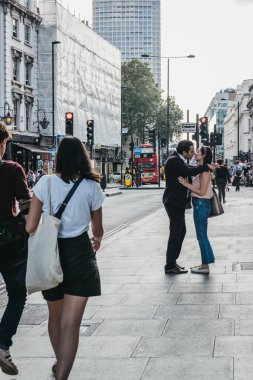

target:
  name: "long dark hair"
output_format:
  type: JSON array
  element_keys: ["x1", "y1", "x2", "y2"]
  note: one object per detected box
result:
[
  {"x1": 200, "y1": 146, "x2": 212, "y2": 164},
  {"x1": 56, "y1": 137, "x2": 101, "y2": 183}
]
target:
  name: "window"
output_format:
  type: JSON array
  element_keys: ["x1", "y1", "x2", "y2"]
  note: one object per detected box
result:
[
  {"x1": 25, "y1": 63, "x2": 31, "y2": 85},
  {"x1": 24, "y1": 25, "x2": 30, "y2": 44},
  {"x1": 13, "y1": 18, "x2": 18, "y2": 38},
  {"x1": 13, "y1": 100, "x2": 18, "y2": 127},
  {"x1": 13, "y1": 58, "x2": 19, "y2": 81},
  {"x1": 25, "y1": 103, "x2": 30, "y2": 131}
]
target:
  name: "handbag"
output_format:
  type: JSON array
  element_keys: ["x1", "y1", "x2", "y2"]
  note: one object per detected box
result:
[
  {"x1": 26, "y1": 176, "x2": 82, "y2": 294},
  {"x1": 0, "y1": 215, "x2": 28, "y2": 270},
  {"x1": 209, "y1": 188, "x2": 224, "y2": 218}
]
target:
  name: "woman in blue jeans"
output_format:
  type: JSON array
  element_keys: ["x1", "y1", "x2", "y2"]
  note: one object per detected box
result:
[{"x1": 178, "y1": 146, "x2": 215, "y2": 274}]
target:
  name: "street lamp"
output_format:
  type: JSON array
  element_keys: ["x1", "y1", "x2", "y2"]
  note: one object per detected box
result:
[
  {"x1": 0, "y1": 102, "x2": 14, "y2": 126},
  {"x1": 141, "y1": 54, "x2": 195, "y2": 155},
  {"x1": 52, "y1": 41, "x2": 61, "y2": 146}
]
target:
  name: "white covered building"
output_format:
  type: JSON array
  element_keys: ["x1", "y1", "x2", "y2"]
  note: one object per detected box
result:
[{"x1": 37, "y1": 0, "x2": 121, "y2": 169}]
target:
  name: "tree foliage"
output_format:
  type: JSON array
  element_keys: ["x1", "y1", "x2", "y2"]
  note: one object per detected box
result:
[
  {"x1": 154, "y1": 97, "x2": 184, "y2": 143},
  {"x1": 121, "y1": 60, "x2": 161, "y2": 141},
  {"x1": 121, "y1": 59, "x2": 184, "y2": 144}
]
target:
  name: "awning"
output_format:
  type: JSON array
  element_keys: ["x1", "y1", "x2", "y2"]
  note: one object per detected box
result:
[{"x1": 12, "y1": 143, "x2": 51, "y2": 154}]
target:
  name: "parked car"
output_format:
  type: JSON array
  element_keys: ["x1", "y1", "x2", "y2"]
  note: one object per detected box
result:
[{"x1": 110, "y1": 172, "x2": 121, "y2": 183}]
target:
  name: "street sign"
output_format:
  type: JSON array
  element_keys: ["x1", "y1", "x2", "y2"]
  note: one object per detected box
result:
[
  {"x1": 135, "y1": 154, "x2": 140, "y2": 158},
  {"x1": 122, "y1": 128, "x2": 129, "y2": 134},
  {"x1": 181, "y1": 123, "x2": 196, "y2": 133},
  {"x1": 133, "y1": 146, "x2": 142, "y2": 155}
]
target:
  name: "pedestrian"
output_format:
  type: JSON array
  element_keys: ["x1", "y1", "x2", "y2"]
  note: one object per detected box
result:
[
  {"x1": 163, "y1": 140, "x2": 213, "y2": 274},
  {"x1": 243, "y1": 160, "x2": 250, "y2": 186},
  {"x1": 26, "y1": 136, "x2": 105, "y2": 380},
  {"x1": 214, "y1": 160, "x2": 231, "y2": 203},
  {"x1": 232, "y1": 160, "x2": 243, "y2": 191},
  {"x1": 27, "y1": 169, "x2": 34, "y2": 189},
  {"x1": 178, "y1": 146, "x2": 215, "y2": 274},
  {"x1": 0, "y1": 122, "x2": 31, "y2": 376}
]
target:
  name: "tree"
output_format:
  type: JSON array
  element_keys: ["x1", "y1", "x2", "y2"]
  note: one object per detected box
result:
[
  {"x1": 154, "y1": 97, "x2": 184, "y2": 143},
  {"x1": 121, "y1": 60, "x2": 162, "y2": 142}
]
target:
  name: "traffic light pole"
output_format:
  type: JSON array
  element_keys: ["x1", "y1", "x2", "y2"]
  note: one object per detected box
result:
[
  {"x1": 196, "y1": 114, "x2": 199, "y2": 149},
  {"x1": 213, "y1": 124, "x2": 216, "y2": 162},
  {"x1": 131, "y1": 134, "x2": 134, "y2": 187},
  {"x1": 158, "y1": 131, "x2": 161, "y2": 188}
]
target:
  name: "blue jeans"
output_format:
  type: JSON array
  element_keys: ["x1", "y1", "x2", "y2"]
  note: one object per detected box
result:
[
  {"x1": 0, "y1": 263, "x2": 27, "y2": 349},
  {"x1": 192, "y1": 197, "x2": 215, "y2": 265}
]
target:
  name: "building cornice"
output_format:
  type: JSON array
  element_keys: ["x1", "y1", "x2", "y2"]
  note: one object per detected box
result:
[{"x1": 0, "y1": 0, "x2": 42, "y2": 24}]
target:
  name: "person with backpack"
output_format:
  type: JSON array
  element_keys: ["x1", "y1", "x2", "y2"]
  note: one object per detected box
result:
[{"x1": 233, "y1": 160, "x2": 243, "y2": 191}]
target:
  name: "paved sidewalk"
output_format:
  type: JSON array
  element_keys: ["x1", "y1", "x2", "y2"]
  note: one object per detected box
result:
[{"x1": 2, "y1": 188, "x2": 253, "y2": 379}]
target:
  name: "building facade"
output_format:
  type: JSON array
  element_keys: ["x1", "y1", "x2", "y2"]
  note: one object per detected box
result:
[
  {"x1": 205, "y1": 89, "x2": 236, "y2": 160},
  {"x1": 0, "y1": 0, "x2": 42, "y2": 168},
  {"x1": 37, "y1": 0, "x2": 121, "y2": 175},
  {"x1": 223, "y1": 79, "x2": 253, "y2": 163},
  {"x1": 93, "y1": 0, "x2": 161, "y2": 87}
]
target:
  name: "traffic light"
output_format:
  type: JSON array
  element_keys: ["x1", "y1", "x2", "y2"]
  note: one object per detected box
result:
[
  {"x1": 148, "y1": 129, "x2": 156, "y2": 145},
  {"x1": 161, "y1": 137, "x2": 167, "y2": 148},
  {"x1": 199, "y1": 117, "x2": 208, "y2": 143},
  {"x1": 86, "y1": 120, "x2": 94, "y2": 146},
  {"x1": 129, "y1": 141, "x2": 134, "y2": 151},
  {"x1": 124, "y1": 151, "x2": 127, "y2": 158},
  {"x1": 65, "y1": 112, "x2": 73, "y2": 135},
  {"x1": 210, "y1": 132, "x2": 222, "y2": 146},
  {"x1": 215, "y1": 133, "x2": 222, "y2": 145},
  {"x1": 210, "y1": 132, "x2": 215, "y2": 146}
]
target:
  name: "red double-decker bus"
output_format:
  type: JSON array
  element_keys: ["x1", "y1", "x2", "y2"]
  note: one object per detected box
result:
[{"x1": 133, "y1": 143, "x2": 158, "y2": 184}]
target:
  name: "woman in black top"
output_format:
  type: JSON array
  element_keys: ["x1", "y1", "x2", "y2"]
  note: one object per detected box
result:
[{"x1": 215, "y1": 160, "x2": 231, "y2": 203}]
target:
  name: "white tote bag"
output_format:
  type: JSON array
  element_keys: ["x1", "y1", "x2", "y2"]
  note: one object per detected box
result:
[{"x1": 26, "y1": 176, "x2": 63, "y2": 295}]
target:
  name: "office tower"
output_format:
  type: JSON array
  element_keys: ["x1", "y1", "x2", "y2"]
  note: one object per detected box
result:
[{"x1": 93, "y1": 0, "x2": 161, "y2": 87}]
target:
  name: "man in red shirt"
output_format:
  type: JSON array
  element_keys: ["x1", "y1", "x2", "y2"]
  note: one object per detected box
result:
[{"x1": 0, "y1": 122, "x2": 30, "y2": 375}]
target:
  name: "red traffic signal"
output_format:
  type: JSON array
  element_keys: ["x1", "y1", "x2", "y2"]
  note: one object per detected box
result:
[
  {"x1": 199, "y1": 117, "x2": 207, "y2": 124},
  {"x1": 65, "y1": 112, "x2": 73, "y2": 121},
  {"x1": 65, "y1": 112, "x2": 73, "y2": 135}
]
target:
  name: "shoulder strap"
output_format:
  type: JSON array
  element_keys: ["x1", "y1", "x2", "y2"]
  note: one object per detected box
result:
[{"x1": 54, "y1": 178, "x2": 83, "y2": 220}]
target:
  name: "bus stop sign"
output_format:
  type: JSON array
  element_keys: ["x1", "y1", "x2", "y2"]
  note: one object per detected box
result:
[{"x1": 133, "y1": 146, "x2": 142, "y2": 155}]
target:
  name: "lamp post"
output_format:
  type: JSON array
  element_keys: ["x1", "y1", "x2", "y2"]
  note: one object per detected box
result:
[
  {"x1": 237, "y1": 101, "x2": 240, "y2": 159},
  {"x1": 52, "y1": 41, "x2": 61, "y2": 147},
  {"x1": 141, "y1": 54, "x2": 195, "y2": 155},
  {"x1": 0, "y1": 102, "x2": 14, "y2": 125}
]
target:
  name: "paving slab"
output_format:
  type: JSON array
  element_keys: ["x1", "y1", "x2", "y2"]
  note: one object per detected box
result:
[
  {"x1": 234, "y1": 357, "x2": 253, "y2": 380},
  {"x1": 235, "y1": 320, "x2": 253, "y2": 336},
  {"x1": 133, "y1": 336, "x2": 214, "y2": 357},
  {"x1": 119, "y1": 293, "x2": 179, "y2": 306},
  {"x1": 163, "y1": 318, "x2": 234, "y2": 337},
  {"x1": 92, "y1": 305, "x2": 158, "y2": 320},
  {"x1": 214, "y1": 336, "x2": 253, "y2": 357},
  {"x1": 177, "y1": 293, "x2": 235, "y2": 305},
  {"x1": 93, "y1": 319, "x2": 167, "y2": 337},
  {"x1": 220, "y1": 305, "x2": 253, "y2": 319},
  {"x1": 142, "y1": 357, "x2": 233, "y2": 380},
  {"x1": 154, "y1": 305, "x2": 219, "y2": 319}
]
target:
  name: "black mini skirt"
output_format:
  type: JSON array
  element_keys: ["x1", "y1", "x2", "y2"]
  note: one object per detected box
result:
[{"x1": 42, "y1": 231, "x2": 101, "y2": 301}]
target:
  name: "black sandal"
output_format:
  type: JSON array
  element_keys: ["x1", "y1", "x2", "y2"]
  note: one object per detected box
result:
[{"x1": 52, "y1": 361, "x2": 57, "y2": 377}]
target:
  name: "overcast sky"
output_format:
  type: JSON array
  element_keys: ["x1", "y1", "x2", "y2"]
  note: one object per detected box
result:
[{"x1": 62, "y1": 0, "x2": 253, "y2": 121}]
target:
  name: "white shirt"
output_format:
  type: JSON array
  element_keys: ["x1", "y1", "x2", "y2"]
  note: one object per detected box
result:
[{"x1": 33, "y1": 174, "x2": 106, "y2": 238}]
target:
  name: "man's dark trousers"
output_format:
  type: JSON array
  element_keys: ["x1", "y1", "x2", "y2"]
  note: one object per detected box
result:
[{"x1": 164, "y1": 203, "x2": 186, "y2": 270}]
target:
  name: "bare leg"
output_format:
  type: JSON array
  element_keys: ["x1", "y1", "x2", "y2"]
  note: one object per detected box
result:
[
  {"x1": 56, "y1": 295, "x2": 88, "y2": 380},
  {"x1": 47, "y1": 299, "x2": 64, "y2": 359}
]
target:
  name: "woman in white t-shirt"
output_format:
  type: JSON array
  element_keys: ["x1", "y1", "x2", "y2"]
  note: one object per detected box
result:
[
  {"x1": 26, "y1": 137, "x2": 105, "y2": 380},
  {"x1": 178, "y1": 146, "x2": 215, "y2": 275}
]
